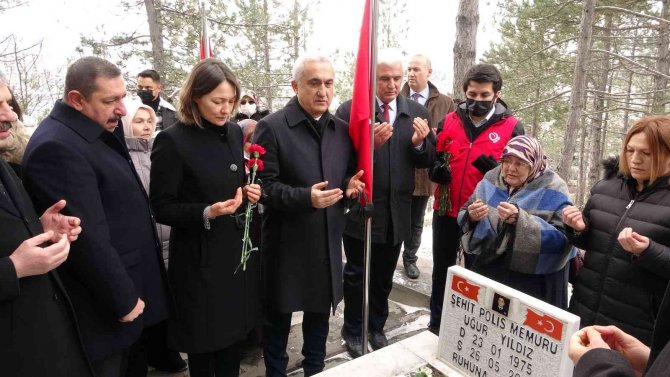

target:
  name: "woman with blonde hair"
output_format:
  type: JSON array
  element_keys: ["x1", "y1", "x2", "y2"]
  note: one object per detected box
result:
[{"x1": 564, "y1": 115, "x2": 670, "y2": 346}]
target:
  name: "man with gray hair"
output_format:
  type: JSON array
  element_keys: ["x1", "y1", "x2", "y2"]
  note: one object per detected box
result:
[
  {"x1": 254, "y1": 53, "x2": 364, "y2": 376},
  {"x1": 336, "y1": 51, "x2": 435, "y2": 357},
  {"x1": 0, "y1": 69, "x2": 92, "y2": 376},
  {"x1": 22, "y1": 57, "x2": 170, "y2": 377}
]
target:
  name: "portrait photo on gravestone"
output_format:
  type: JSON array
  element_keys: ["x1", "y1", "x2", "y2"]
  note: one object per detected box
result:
[
  {"x1": 437, "y1": 266, "x2": 580, "y2": 377},
  {"x1": 492, "y1": 293, "x2": 510, "y2": 317}
]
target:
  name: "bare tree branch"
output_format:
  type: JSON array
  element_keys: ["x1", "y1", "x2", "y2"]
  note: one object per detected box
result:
[
  {"x1": 514, "y1": 37, "x2": 578, "y2": 65},
  {"x1": 0, "y1": 0, "x2": 28, "y2": 11},
  {"x1": 591, "y1": 48, "x2": 670, "y2": 79},
  {"x1": 159, "y1": 5, "x2": 292, "y2": 30},
  {"x1": 0, "y1": 38, "x2": 42, "y2": 59},
  {"x1": 528, "y1": 0, "x2": 578, "y2": 21},
  {"x1": 516, "y1": 90, "x2": 572, "y2": 112},
  {"x1": 595, "y1": 5, "x2": 669, "y2": 24},
  {"x1": 587, "y1": 88, "x2": 670, "y2": 98}
]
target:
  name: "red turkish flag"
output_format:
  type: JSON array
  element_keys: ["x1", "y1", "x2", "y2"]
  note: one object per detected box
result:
[
  {"x1": 348, "y1": 0, "x2": 373, "y2": 203},
  {"x1": 451, "y1": 275, "x2": 480, "y2": 301},
  {"x1": 199, "y1": 37, "x2": 213, "y2": 60},
  {"x1": 523, "y1": 308, "x2": 564, "y2": 341},
  {"x1": 199, "y1": 3, "x2": 214, "y2": 60}
]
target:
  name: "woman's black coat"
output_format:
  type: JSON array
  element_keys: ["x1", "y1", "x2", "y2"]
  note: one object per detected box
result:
[
  {"x1": 568, "y1": 158, "x2": 670, "y2": 345},
  {"x1": 150, "y1": 120, "x2": 259, "y2": 353}
]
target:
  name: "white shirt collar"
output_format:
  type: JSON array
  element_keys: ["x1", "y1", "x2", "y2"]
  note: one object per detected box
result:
[{"x1": 409, "y1": 85, "x2": 430, "y2": 103}]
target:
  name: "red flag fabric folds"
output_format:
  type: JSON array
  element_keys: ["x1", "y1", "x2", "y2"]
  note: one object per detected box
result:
[
  {"x1": 199, "y1": 38, "x2": 213, "y2": 60},
  {"x1": 349, "y1": 0, "x2": 373, "y2": 203},
  {"x1": 199, "y1": 3, "x2": 213, "y2": 60}
]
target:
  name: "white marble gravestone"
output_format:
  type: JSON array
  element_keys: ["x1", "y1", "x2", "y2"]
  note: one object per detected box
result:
[{"x1": 437, "y1": 266, "x2": 580, "y2": 377}]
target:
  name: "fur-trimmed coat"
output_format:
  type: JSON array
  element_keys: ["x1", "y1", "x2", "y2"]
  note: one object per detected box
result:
[{"x1": 568, "y1": 157, "x2": 670, "y2": 345}]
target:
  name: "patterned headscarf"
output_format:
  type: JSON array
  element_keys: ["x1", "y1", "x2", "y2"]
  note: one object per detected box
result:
[{"x1": 501, "y1": 135, "x2": 547, "y2": 183}]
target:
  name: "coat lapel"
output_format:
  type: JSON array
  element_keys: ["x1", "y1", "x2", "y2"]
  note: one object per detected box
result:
[
  {"x1": 375, "y1": 103, "x2": 385, "y2": 124},
  {"x1": 0, "y1": 160, "x2": 42, "y2": 235},
  {"x1": 226, "y1": 123, "x2": 246, "y2": 184},
  {"x1": 0, "y1": 161, "x2": 21, "y2": 218},
  {"x1": 320, "y1": 116, "x2": 338, "y2": 183}
]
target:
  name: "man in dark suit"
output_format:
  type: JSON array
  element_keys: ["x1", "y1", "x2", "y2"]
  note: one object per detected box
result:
[
  {"x1": 0, "y1": 72, "x2": 92, "y2": 376},
  {"x1": 336, "y1": 52, "x2": 435, "y2": 357},
  {"x1": 254, "y1": 53, "x2": 364, "y2": 377},
  {"x1": 22, "y1": 57, "x2": 169, "y2": 377}
]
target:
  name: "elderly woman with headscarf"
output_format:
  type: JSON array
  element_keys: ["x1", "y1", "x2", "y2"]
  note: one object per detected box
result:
[{"x1": 458, "y1": 135, "x2": 575, "y2": 308}]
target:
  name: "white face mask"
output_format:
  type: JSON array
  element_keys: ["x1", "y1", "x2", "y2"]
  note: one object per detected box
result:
[{"x1": 239, "y1": 103, "x2": 257, "y2": 117}]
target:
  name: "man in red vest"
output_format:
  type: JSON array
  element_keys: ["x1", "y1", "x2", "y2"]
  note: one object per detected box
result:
[{"x1": 429, "y1": 64, "x2": 524, "y2": 334}]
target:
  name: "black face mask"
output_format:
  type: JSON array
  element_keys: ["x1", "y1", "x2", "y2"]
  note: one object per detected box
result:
[
  {"x1": 466, "y1": 98, "x2": 494, "y2": 117},
  {"x1": 137, "y1": 89, "x2": 154, "y2": 104}
]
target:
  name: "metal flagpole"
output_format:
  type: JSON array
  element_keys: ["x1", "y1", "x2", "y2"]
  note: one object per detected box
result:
[{"x1": 361, "y1": 0, "x2": 378, "y2": 356}]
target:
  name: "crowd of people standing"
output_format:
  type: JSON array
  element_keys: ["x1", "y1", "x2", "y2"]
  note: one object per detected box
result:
[{"x1": 1, "y1": 49, "x2": 670, "y2": 377}]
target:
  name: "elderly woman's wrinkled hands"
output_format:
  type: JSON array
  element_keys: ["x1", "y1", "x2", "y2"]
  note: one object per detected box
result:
[
  {"x1": 497, "y1": 201, "x2": 519, "y2": 224},
  {"x1": 618, "y1": 227, "x2": 650, "y2": 255},
  {"x1": 468, "y1": 199, "x2": 489, "y2": 222},
  {"x1": 562, "y1": 205, "x2": 586, "y2": 232}
]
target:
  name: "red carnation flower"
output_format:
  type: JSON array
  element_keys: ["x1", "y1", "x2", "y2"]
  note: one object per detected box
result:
[
  {"x1": 248, "y1": 144, "x2": 266, "y2": 158},
  {"x1": 437, "y1": 136, "x2": 451, "y2": 152},
  {"x1": 246, "y1": 158, "x2": 264, "y2": 172},
  {"x1": 246, "y1": 158, "x2": 257, "y2": 170}
]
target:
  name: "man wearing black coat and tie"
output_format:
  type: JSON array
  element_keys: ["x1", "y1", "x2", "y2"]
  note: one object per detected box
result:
[
  {"x1": 336, "y1": 51, "x2": 436, "y2": 358},
  {"x1": 0, "y1": 71, "x2": 92, "y2": 376},
  {"x1": 254, "y1": 53, "x2": 364, "y2": 377},
  {"x1": 22, "y1": 57, "x2": 169, "y2": 377}
]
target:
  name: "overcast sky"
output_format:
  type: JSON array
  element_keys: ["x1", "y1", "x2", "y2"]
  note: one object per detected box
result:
[
  {"x1": 1, "y1": 0, "x2": 499, "y2": 96},
  {"x1": 309, "y1": 0, "x2": 500, "y2": 93}
]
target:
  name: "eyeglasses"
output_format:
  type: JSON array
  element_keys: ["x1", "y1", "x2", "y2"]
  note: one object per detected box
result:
[
  {"x1": 240, "y1": 100, "x2": 255, "y2": 105},
  {"x1": 501, "y1": 158, "x2": 530, "y2": 169}
]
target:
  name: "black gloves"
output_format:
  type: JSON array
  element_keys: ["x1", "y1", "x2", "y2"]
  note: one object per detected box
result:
[
  {"x1": 472, "y1": 154, "x2": 498, "y2": 175},
  {"x1": 428, "y1": 153, "x2": 452, "y2": 184}
]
